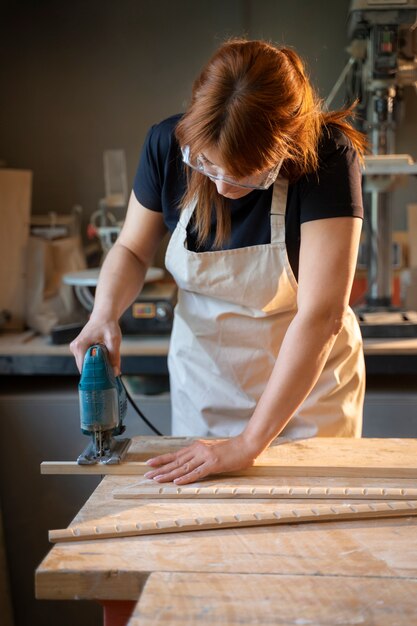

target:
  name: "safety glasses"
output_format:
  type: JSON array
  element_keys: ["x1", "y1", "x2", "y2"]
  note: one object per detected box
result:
[{"x1": 181, "y1": 146, "x2": 283, "y2": 190}]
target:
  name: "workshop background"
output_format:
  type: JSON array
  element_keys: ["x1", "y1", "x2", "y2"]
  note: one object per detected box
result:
[{"x1": 1, "y1": 1, "x2": 417, "y2": 626}]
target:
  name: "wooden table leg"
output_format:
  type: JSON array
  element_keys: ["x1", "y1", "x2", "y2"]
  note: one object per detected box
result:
[{"x1": 99, "y1": 600, "x2": 137, "y2": 626}]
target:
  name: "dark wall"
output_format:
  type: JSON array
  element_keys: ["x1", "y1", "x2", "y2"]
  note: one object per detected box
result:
[
  {"x1": 1, "y1": 0, "x2": 416, "y2": 233},
  {"x1": 1, "y1": 0, "x2": 377, "y2": 225},
  {"x1": 1, "y1": 0, "x2": 246, "y2": 223}
]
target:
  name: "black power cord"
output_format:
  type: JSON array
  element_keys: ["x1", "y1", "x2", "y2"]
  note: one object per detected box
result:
[{"x1": 121, "y1": 377, "x2": 163, "y2": 436}]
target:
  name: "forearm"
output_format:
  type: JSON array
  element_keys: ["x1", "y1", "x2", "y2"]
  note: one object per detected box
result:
[
  {"x1": 242, "y1": 310, "x2": 344, "y2": 452},
  {"x1": 90, "y1": 243, "x2": 148, "y2": 322}
]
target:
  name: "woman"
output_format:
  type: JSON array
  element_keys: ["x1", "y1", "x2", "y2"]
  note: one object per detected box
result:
[{"x1": 71, "y1": 39, "x2": 366, "y2": 485}]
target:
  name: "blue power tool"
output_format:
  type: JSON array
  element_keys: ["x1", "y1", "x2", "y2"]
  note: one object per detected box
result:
[{"x1": 77, "y1": 344, "x2": 131, "y2": 465}]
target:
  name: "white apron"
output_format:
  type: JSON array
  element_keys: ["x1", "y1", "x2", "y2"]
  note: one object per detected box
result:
[{"x1": 165, "y1": 177, "x2": 365, "y2": 438}]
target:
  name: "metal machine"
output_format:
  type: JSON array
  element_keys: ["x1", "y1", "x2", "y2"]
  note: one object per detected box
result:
[
  {"x1": 119, "y1": 282, "x2": 177, "y2": 335},
  {"x1": 77, "y1": 344, "x2": 130, "y2": 465},
  {"x1": 342, "y1": 0, "x2": 417, "y2": 336}
]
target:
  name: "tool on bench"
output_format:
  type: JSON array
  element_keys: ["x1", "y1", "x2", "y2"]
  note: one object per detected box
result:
[
  {"x1": 77, "y1": 344, "x2": 163, "y2": 465},
  {"x1": 77, "y1": 344, "x2": 131, "y2": 465}
]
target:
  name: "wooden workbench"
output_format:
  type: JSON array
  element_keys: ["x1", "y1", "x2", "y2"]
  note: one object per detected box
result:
[{"x1": 36, "y1": 437, "x2": 417, "y2": 625}]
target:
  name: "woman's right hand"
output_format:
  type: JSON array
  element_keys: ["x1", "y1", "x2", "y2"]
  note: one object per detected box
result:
[{"x1": 69, "y1": 318, "x2": 122, "y2": 376}]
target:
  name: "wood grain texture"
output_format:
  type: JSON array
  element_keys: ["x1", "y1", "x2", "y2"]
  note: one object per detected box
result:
[
  {"x1": 129, "y1": 571, "x2": 417, "y2": 626},
  {"x1": 41, "y1": 436, "x2": 417, "y2": 477},
  {"x1": 113, "y1": 483, "x2": 417, "y2": 500},
  {"x1": 36, "y1": 471, "x2": 417, "y2": 601},
  {"x1": 49, "y1": 500, "x2": 417, "y2": 543}
]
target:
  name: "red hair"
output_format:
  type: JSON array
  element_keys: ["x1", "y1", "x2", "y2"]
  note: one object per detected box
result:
[{"x1": 175, "y1": 38, "x2": 366, "y2": 248}]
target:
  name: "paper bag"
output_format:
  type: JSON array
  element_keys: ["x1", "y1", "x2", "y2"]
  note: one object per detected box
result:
[{"x1": 25, "y1": 235, "x2": 86, "y2": 335}]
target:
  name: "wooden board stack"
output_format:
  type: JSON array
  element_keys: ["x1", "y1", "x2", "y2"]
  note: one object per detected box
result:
[{"x1": 45, "y1": 437, "x2": 417, "y2": 543}]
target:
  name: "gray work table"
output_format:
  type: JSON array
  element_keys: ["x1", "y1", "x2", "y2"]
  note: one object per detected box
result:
[
  {"x1": 1, "y1": 330, "x2": 417, "y2": 376},
  {"x1": 0, "y1": 331, "x2": 170, "y2": 375},
  {"x1": 364, "y1": 337, "x2": 417, "y2": 375}
]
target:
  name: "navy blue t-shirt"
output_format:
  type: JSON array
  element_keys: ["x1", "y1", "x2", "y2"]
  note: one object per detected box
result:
[{"x1": 133, "y1": 114, "x2": 363, "y2": 279}]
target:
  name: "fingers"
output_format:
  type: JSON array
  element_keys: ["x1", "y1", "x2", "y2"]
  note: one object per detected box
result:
[
  {"x1": 145, "y1": 444, "x2": 201, "y2": 471},
  {"x1": 144, "y1": 441, "x2": 224, "y2": 485},
  {"x1": 145, "y1": 452, "x2": 179, "y2": 467},
  {"x1": 70, "y1": 334, "x2": 93, "y2": 373},
  {"x1": 102, "y1": 326, "x2": 123, "y2": 375},
  {"x1": 69, "y1": 322, "x2": 122, "y2": 375},
  {"x1": 143, "y1": 438, "x2": 254, "y2": 486},
  {"x1": 144, "y1": 452, "x2": 196, "y2": 481},
  {"x1": 106, "y1": 338, "x2": 122, "y2": 376},
  {"x1": 172, "y1": 464, "x2": 210, "y2": 485},
  {"x1": 145, "y1": 459, "x2": 209, "y2": 484}
]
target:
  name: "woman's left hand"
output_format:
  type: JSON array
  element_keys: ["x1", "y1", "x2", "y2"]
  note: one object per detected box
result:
[{"x1": 144, "y1": 436, "x2": 257, "y2": 485}]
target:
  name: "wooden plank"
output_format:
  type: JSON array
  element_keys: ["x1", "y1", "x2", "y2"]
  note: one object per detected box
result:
[
  {"x1": 41, "y1": 461, "x2": 417, "y2": 478},
  {"x1": 113, "y1": 483, "x2": 417, "y2": 500},
  {"x1": 41, "y1": 436, "x2": 417, "y2": 478},
  {"x1": 49, "y1": 500, "x2": 417, "y2": 543},
  {"x1": 40, "y1": 460, "x2": 149, "y2": 475},
  {"x1": 113, "y1": 474, "x2": 417, "y2": 501},
  {"x1": 129, "y1": 571, "x2": 417, "y2": 626},
  {"x1": 0, "y1": 169, "x2": 32, "y2": 330}
]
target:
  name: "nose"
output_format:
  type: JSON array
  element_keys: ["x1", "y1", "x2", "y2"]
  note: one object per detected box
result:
[{"x1": 214, "y1": 179, "x2": 237, "y2": 195}]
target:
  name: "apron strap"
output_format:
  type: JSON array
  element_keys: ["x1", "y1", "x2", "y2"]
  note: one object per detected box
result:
[
  {"x1": 178, "y1": 202, "x2": 196, "y2": 229},
  {"x1": 270, "y1": 177, "x2": 289, "y2": 245},
  {"x1": 179, "y1": 179, "x2": 289, "y2": 246}
]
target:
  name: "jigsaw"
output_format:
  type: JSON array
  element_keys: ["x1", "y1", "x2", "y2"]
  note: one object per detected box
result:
[{"x1": 77, "y1": 344, "x2": 131, "y2": 465}]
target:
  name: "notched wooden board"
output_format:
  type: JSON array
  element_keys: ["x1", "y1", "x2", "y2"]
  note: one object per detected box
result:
[
  {"x1": 49, "y1": 500, "x2": 417, "y2": 543},
  {"x1": 113, "y1": 483, "x2": 417, "y2": 500}
]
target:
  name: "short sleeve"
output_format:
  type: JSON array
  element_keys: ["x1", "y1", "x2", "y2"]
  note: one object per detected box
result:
[
  {"x1": 299, "y1": 139, "x2": 364, "y2": 223},
  {"x1": 132, "y1": 115, "x2": 186, "y2": 229},
  {"x1": 133, "y1": 125, "x2": 164, "y2": 212}
]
